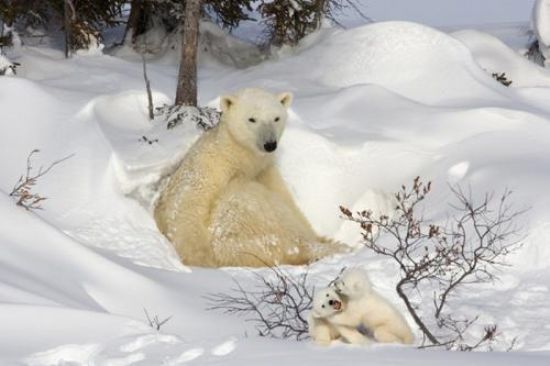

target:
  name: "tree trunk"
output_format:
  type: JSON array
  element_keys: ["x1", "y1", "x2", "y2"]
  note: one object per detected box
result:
[
  {"x1": 175, "y1": 0, "x2": 201, "y2": 106},
  {"x1": 123, "y1": 0, "x2": 143, "y2": 44},
  {"x1": 64, "y1": 0, "x2": 75, "y2": 58},
  {"x1": 396, "y1": 281, "x2": 439, "y2": 346}
]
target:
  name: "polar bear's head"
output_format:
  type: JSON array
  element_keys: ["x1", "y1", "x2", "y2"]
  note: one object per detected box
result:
[
  {"x1": 334, "y1": 267, "x2": 372, "y2": 300},
  {"x1": 220, "y1": 88, "x2": 292, "y2": 154},
  {"x1": 311, "y1": 287, "x2": 345, "y2": 319}
]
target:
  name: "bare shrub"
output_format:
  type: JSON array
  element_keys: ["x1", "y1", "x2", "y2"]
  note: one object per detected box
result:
[
  {"x1": 206, "y1": 264, "x2": 314, "y2": 340},
  {"x1": 526, "y1": 39, "x2": 546, "y2": 67},
  {"x1": 340, "y1": 177, "x2": 524, "y2": 350},
  {"x1": 10, "y1": 149, "x2": 73, "y2": 210},
  {"x1": 491, "y1": 72, "x2": 512, "y2": 87},
  {"x1": 143, "y1": 308, "x2": 172, "y2": 331}
]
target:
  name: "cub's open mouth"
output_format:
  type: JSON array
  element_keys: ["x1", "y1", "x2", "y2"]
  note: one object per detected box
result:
[{"x1": 331, "y1": 300, "x2": 342, "y2": 311}]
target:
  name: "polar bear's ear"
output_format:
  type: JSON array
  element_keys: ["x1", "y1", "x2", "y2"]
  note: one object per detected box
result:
[
  {"x1": 220, "y1": 95, "x2": 237, "y2": 113},
  {"x1": 277, "y1": 92, "x2": 293, "y2": 109}
]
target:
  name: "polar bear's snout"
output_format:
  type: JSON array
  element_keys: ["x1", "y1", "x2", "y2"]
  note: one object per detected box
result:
[
  {"x1": 329, "y1": 299, "x2": 342, "y2": 311},
  {"x1": 263, "y1": 140, "x2": 277, "y2": 152},
  {"x1": 258, "y1": 125, "x2": 279, "y2": 153}
]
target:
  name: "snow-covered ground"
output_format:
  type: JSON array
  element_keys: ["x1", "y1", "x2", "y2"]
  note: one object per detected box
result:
[{"x1": 2, "y1": 6, "x2": 550, "y2": 366}]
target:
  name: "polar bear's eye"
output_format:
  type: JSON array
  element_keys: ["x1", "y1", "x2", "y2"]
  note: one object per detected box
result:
[
  {"x1": 274, "y1": 116, "x2": 280, "y2": 122},
  {"x1": 248, "y1": 117, "x2": 256, "y2": 123},
  {"x1": 326, "y1": 294, "x2": 329, "y2": 297},
  {"x1": 322, "y1": 305, "x2": 325, "y2": 308}
]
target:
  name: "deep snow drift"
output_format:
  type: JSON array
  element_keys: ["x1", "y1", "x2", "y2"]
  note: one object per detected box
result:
[
  {"x1": 1, "y1": 20, "x2": 550, "y2": 365},
  {"x1": 533, "y1": 0, "x2": 550, "y2": 62}
]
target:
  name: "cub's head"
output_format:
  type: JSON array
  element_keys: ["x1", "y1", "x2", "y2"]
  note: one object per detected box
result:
[
  {"x1": 220, "y1": 88, "x2": 292, "y2": 154},
  {"x1": 311, "y1": 287, "x2": 344, "y2": 319},
  {"x1": 334, "y1": 267, "x2": 371, "y2": 299}
]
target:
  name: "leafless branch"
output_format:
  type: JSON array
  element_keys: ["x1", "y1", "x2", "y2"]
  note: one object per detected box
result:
[
  {"x1": 206, "y1": 263, "x2": 314, "y2": 340},
  {"x1": 143, "y1": 308, "x2": 172, "y2": 331},
  {"x1": 9, "y1": 149, "x2": 74, "y2": 210},
  {"x1": 340, "y1": 177, "x2": 524, "y2": 350},
  {"x1": 142, "y1": 54, "x2": 154, "y2": 120}
]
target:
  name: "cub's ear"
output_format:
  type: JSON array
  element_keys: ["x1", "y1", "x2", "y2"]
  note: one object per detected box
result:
[
  {"x1": 220, "y1": 95, "x2": 237, "y2": 113},
  {"x1": 277, "y1": 92, "x2": 293, "y2": 109}
]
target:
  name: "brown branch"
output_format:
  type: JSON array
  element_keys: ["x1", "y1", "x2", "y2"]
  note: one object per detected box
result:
[
  {"x1": 205, "y1": 263, "x2": 314, "y2": 340},
  {"x1": 142, "y1": 54, "x2": 154, "y2": 120},
  {"x1": 340, "y1": 177, "x2": 525, "y2": 350},
  {"x1": 9, "y1": 149, "x2": 74, "y2": 210}
]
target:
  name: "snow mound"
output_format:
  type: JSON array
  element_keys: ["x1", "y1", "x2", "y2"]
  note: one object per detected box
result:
[
  {"x1": 533, "y1": 0, "x2": 550, "y2": 47},
  {"x1": 286, "y1": 22, "x2": 508, "y2": 106},
  {"x1": 453, "y1": 29, "x2": 550, "y2": 87}
]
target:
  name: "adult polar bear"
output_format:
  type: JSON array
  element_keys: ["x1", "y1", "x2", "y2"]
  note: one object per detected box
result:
[{"x1": 154, "y1": 88, "x2": 346, "y2": 267}]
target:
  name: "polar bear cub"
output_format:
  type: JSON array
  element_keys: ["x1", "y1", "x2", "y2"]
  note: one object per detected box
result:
[
  {"x1": 308, "y1": 268, "x2": 414, "y2": 345},
  {"x1": 308, "y1": 286, "x2": 368, "y2": 345}
]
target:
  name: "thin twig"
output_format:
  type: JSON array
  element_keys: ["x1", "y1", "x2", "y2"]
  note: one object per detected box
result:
[
  {"x1": 141, "y1": 54, "x2": 154, "y2": 120},
  {"x1": 10, "y1": 149, "x2": 74, "y2": 210}
]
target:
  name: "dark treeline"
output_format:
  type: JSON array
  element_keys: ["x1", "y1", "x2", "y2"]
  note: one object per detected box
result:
[{"x1": 0, "y1": 0, "x2": 362, "y2": 105}]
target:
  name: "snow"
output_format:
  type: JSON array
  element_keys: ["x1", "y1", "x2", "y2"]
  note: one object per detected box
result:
[
  {"x1": 0, "y1": 54, "x2": 16, "y2": 75},
  {"x1": 533, "y1": 0, "x2": 550, "y2": 47},
  {"x1": 2, "y1": 7, "x2": 550, "y2": 366},
  {"x1": 453, "y1": 29, "x2": 550, "y2": 87},
  {"x1": 532, "y1": 0, "x2": 550, "y2": 63}
]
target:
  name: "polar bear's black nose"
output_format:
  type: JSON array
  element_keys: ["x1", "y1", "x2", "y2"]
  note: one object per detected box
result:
[
  {"x1": 264, "y1": 141, "x2": 277, "y2": 152},
  {"x1": 328, "y1": 300, "x2": 335, "y2": 306}
]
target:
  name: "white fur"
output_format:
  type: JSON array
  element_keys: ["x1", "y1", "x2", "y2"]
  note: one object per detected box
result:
[
  {"x1": 308, "y1": 268, "x2": 414, "y2": 346},
  {"x1": 154, "y1": 88, "x2": 344, "y2": 267},
  {"x1": 220, "y1": 89, "x2": 291, "y2": 154},
  {"x1": 308, "y1": 287, "x2": 370, "y2": 345}
]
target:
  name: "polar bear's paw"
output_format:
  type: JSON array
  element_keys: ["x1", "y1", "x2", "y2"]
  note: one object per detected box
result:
[{"x1": 333, "y1": 267, "x2": 372, "y2": 299}]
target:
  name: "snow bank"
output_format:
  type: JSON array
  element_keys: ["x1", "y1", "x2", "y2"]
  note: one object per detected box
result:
[
  {"x1": 261, "y1": 22, "x2": 510, "y2": 107},
  {"x1": 453, "y1": 29, "x2": 550, "y2": 87},
  {"x1": 532, "y1": 0, "x2": 550, "y2": 64},
  {"x1": 533, "y1": 0, "x2": 550, "y2": 47}
]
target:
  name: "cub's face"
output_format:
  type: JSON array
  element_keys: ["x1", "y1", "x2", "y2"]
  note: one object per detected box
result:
[
  {"x1": 220, "y1": 88, "x2": 292, "y2": 154},
  {"x1": 311, "y1": 287, "x2": 344, "y2": 319}
]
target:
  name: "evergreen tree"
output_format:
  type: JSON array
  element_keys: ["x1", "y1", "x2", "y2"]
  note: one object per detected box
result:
[
  {"x1": 122, "y1": 0, "x2": 253, "y2": 44},
  {"x1": 0, "y1": 0, "x2": 125, "y2": 55},
  {"x1": 259, "y1": 0, "x2": 366, "y2": 46}
]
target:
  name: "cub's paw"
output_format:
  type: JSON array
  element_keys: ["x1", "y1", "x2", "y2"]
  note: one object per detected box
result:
[{"x1": 333, "y1": 279, "x2": 349, "y2": 296}]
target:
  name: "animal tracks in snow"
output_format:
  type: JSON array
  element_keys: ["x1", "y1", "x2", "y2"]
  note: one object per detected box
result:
[
  {"x1": 163, "y1": 348, "x2": 205, "y2": 365},
  {"x1": 211, "y1": 337, "x2": 238, "y2": 356},
  {"x1": 24, "y1": 344, "x2": 101, "y2": 366},
  {"x1": 23, "y1": 333, "x2": 239, "y2": 365},
  {"x1": 119, "y1": 334, "x2": 180, "y2": 353}
]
